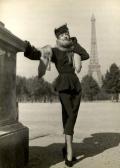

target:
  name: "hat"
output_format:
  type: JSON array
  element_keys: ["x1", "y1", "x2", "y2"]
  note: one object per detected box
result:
[{"x1": 54, "y1": 24, "x2": 69, "y2": 38}]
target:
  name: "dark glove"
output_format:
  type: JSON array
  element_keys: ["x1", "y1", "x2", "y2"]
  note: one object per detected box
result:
[
  {"x1": 71, "y1": 37, "x2": 77, "y2": 44},
  {"x1": 24, "y1": 41, "x2": 41, "y2": 60},
  {"x1": 71, "y1": 37, "x2": 89, "y2": 61},
  {"x1": 24, "y1": 41, "x2": 33, "y2": 57},
  {"x1": 71, "y1": 37, "x2": 82, "y2": 54}
]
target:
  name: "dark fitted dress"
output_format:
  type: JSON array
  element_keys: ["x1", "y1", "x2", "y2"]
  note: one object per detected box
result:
[
  {"x1": 51, "y1": 47, "x2": 89, "y2": 135},
  {"x1": 24, "y1": 42, "x2": 89, "y2": 135}
]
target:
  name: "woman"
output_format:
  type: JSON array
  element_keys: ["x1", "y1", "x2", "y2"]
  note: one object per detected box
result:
[{"x1": 24, "y1": 24, "x2": 89, "y2": 167}]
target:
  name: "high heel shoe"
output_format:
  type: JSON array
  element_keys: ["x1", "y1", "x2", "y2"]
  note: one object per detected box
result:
[
  {"x1": 62, "y1": 147, "x2": 77, "y2": 161},
  {"x1": 65, "y1": 156, "x2": 73, "y2": 167}
]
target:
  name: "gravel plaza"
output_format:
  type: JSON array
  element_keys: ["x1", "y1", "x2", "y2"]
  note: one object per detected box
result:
[{"x1": 19, "y1": 102, "x2": 120, "y2": 168}]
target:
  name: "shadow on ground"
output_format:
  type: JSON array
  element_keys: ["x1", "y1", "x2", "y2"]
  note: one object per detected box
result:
[{"x1": 25, "y1": 132, "x2": 120, "y2": 168}]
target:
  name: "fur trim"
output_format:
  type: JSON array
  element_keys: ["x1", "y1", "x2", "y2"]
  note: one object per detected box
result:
[{"x1": 56, "y1": 39, "x2": 74, "y2": 51}]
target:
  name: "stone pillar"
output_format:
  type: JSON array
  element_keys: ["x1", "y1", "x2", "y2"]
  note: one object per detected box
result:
[{"x1": 0, "y1": 22, "x2": 29, "y2": 168}]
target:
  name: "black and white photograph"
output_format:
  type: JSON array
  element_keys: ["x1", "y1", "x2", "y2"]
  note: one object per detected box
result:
[{"x1": 0, "y1": 0, "x2": 120, "y2": 167}]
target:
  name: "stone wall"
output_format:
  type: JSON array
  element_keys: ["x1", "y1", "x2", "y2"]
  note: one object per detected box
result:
[{"x1": 0, "y1": 21, "x2": 29, "y2": 168}]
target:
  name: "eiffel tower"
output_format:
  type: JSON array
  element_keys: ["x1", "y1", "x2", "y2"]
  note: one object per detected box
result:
[{"x1": 88, "y1": 14, "x2": 102, "y2": 87}]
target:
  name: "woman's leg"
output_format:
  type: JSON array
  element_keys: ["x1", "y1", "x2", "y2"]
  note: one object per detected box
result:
[
  {"x1": 59, "y1": 97, "x2": 68, "y2": 149},
  {"x1": 65, "y1": 134, "x2": 73, "y2": 161},
  {"x1": 71, "y1": 91, "x2": 81, "y2": 115},
  {"x1": 71, "y1": 91, "x2": 81, "y2": 157},
  {"x1": 59, "y1": 92, "x2": 76, "y2": 135},
  {"x1": 65, "y1": 134, "x2": 73, "y2": 145},
  {"x1": 59, "y1": 90, "x2": 81, "y2": 161},
  {"x1": 59, "y1": 91, "x2": 74, "y2": 161}
]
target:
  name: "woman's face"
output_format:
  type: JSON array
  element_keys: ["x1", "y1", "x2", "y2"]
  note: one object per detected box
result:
[{"x1": 58, "y1": 32, "x2": 70, "y2": 41}]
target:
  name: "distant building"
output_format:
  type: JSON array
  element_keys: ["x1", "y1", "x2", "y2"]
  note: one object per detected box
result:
[{"x1": 88, "y1": 14, "x2": 102, "y2": 87}]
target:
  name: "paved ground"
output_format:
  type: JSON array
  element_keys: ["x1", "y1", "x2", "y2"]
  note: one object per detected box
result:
[{"x1": 19, "y1": 102, "x2": 120, "y2": 168}]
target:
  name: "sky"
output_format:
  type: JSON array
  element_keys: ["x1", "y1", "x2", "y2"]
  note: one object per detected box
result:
[{"x1": 0, "y1": 0, "x2": 120, "y2": 82}]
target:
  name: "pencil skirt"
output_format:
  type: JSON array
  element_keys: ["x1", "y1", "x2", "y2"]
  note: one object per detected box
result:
[{"x1": 59, "y1": 90, "x2": 81, "y2": 135}]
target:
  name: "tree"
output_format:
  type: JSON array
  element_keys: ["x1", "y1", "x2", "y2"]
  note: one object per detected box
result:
[
  {"x1": 16, "y1": 76, "x2": 29, "y2": 101},
  {"x1": 81, "y1": 75, "x2": 100, "y2": 101},
  {"x1": 102, "y1": 63, "x2": 120, "y2": 102},
  {"x1": 16, "y1": 75, "x2": 59, "y2": 102}
]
